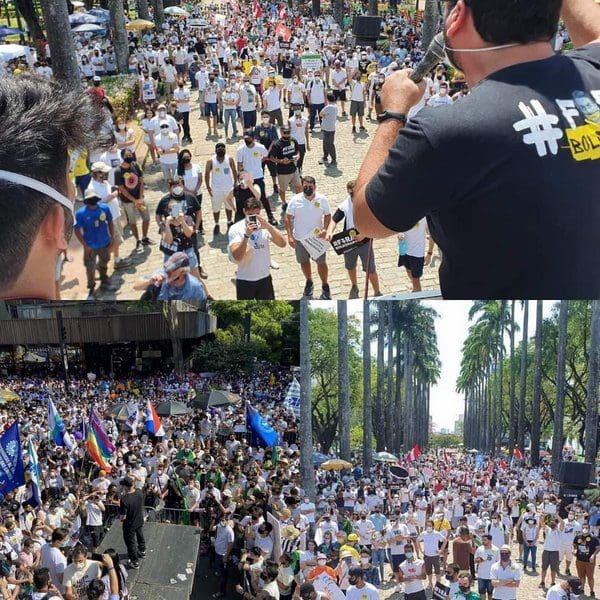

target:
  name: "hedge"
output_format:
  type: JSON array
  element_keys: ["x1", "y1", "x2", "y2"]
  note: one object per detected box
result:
[{"x1": 99, "y1": 74, "x2": 139, "y2": 121}]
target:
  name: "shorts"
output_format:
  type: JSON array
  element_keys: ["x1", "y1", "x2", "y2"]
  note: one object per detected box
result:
[
  {"x1": 516, "y1": 528, "x2": 524, "y2": 544},
  {"x1": 112, "y1": 214, "x2": 124, "y2": 244},
  {"x1": 398, "y1": 254, "x2": 424, "y2": 278},
  {"x1": 576, "y1": 559, "x2": 594, "y2": 580},
  {"x1": 204, "y1": 102, "x2": 218, "y2": 117},
  {"x1": 350, "y1": 100, "x2": 365, "y2": 117},
  {"x1": 559, "y1": 544, "x2": 573, "y2": 562},
  {"x1": 211, "y1": 189, "x2": 230, "y2": 212},
  {"x1": 265, "y1": 160, "x2": 278, "y2": 178},
  {"x1": 122, "y1": 200, "x2": 150, "y2": 224},
  {"x1": 478, "y1": 579, "x2": 493, "y2": 596},
  {"x1": 344, "y1": 242, "x2": 375, "y2": 273},
  {"x1": 541, "y1": 550, "x2": 559, "y2": 571},
  {"x1": 163, "y1": 246, "x2": 198, "y2": 269},
  {"x1": 277, "y1": 170, "x2": 301, "y2": 191},
  {"x1": 424, "y1": 555, "x2": 441, "y2": 575},
  {"x1": 405, "y1": 592, "x2": 426, "y2": 600},
  {"x1": 294, "y1": 239, "x2": 327, "y2": 264},
  {"x1": 391, "y1": 554, "x2": 405, "y2": 572},
  {"x1": 332, "y1": 89, "x2": 347, "y2": 102}
]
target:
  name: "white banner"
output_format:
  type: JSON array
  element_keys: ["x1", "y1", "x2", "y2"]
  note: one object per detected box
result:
[
  {"x1": 313, "y1": 573, "x2": 346, "y2": 600},
  {"x1": 300, "y1": 234, "x2": 330, "y2": 261}
]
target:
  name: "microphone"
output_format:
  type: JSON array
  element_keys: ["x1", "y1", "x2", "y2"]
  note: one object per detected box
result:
[{"x1": 409, "y1": 32, "x2": 446, "y2": 83}]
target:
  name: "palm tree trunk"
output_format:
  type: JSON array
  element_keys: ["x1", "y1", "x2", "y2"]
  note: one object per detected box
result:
[
  {"x1": 584, "y1": 300, "x2": 600, "y2": 469},
  {"x1": 153, "y1": 0, "x2": 164, "y2": 27},
  {"x1": 367, "y1": 0, "x2": 377, "y2": 15},
  {"x1": 394, "y1": 327, "x2": 403, "y2": 453},
  {"x1": 108, "y1": 0, "x2": 129, "y2": 74},
  {"x1": 312, "y1": 0, "x2": 321, "y2": 17},
  {"x1": 362, "y1": 300, "x2": 373, "y2": 472},
  {"x1": 403, "y1": 335, "x2": 413, "y2": 449},
  {"x1": 137, "y1": 0, "x2": 150, "y2": 20},
  {"x1": 39, "y1": 0, "x2": 81, "y2": 89},
  {"x1": 375, "y1": 303, "x2": 385, "y2": 450},
  {"x1": 337, "y1": 300, "x2": 351, "y2": 461},
  {"x1": 517, "y1": 301, "x2": 528, "y2": 453},
  {"x1": 333, "y1": 0, "x2": 344, "y2": 27},
  {"x1": 161, "y1": 302, "x2": 184, "y2": 375},
  {"x1": 497, "y1": 300, "x2": 506, "y2": 453},
  {"x1": 531, "y1": 300, "x2": 543, "y2": 467},
  {"x1": 421, "y1": 0, "x2": 439, "y2": 51},
  {"x1": 552, "y1": 301, "x2": 568, "y2": 478},
  {"x1": 14, "y1": 0, "x2": 44, "y2": 40},
  {"x1": 385, "y1": 303, "x2": 394, "y2": 450},
  {"x1": 508, "y1": 300, "x2": 516, "y2": 454},
  {"x1": 300, "y1": 299, "x2": 316, "y2": 500}
]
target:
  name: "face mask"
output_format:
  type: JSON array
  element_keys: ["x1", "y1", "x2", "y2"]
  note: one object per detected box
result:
[
  {"x1": 262, "y1": 117, "x2": 270, "y2": 124},
  {"x1": 500, "y1": 553, "x2": 510, "y2": 561},
  {"x1": 172, "y1": 186, "x2": 183, "y2": 196},
  {"x1": 118, "y1": 123, "x2": 126, "y2": 130},
  {"x1": 303, "y1": 186, "x2": 314, "y2": 196},
  {"x1": 426, "y1": 527, "x2": 433, "y2": 533},
  {"x1": 405, "y1": 551, "x2": 413, "y2": 559},
  {"x1": 349, "y1": 577, "x2": 358, "y2": 585},
  {"x1": 216, "y1": 149, "x2": 226, "y2": 157},
  {"x1": 582, "y1": 529, "x2": 589, "y2": 534},
  {"x1": 294, "y1": 110, "x2": 301, "y2": 116},
  {"x1": 317, "y1": 559, "x2": 326, "y2": 566},
  {"x1": 123, "y1": 156, "x2": 134, "y2": 164},
  {"x1": 459, "y1": 586, "x2": 470, "y2": 594},
  {"x1": 75, "y1": 560, "x2": 86, "y2": 569},
  {"x1": 360, "y1": 557, "x2": 369, "y2": 565},
  {"x1": 440, "y1": 89, "x2": 448, "y2": 96},
  {"x1": 244, "y1": 138, "x2": 253, "y2": 146},
  {"x1": 568, "y1": 514, "x2": 574, "y2": 520},
  {"x1": 182, "y1": 156, "x2": 191, "y2": 164}
]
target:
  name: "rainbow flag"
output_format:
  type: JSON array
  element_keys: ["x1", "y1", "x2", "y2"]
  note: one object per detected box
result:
[{"x1": 86, "y1": 408, "x2": 115, "y2": 472}]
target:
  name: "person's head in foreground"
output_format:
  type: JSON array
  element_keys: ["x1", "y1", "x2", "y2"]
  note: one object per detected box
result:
[{"x1": 0, "y1": 74, "x2": 108, "y2": 300}]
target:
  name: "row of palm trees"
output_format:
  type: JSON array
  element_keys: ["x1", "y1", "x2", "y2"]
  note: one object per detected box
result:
[
  {"x1": 299, "y1": 299, "x2": 440, "y2": 494},
  {"x1": 458, "y1": 300, "x2": 600, "y2": 477}
]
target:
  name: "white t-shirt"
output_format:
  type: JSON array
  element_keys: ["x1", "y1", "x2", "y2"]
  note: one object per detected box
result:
[
  {"x1": 400, "y1": 559, "x2": 426, "y2": 594},
  {"x1": 289, "y1": 116, "x2": 308, "y2": 144},
  {"x1": 546, "y1": 582, "x2": 570, "y2": 600},
  {"x1": 286, "y1": 192, "x2": 331, "y2": 241},
  {"x1": 228, "y1": 219, "x2": 272, "y2": 281},
  {"x1": 489, "y1": 561, "x2": 521, "y2": 600},
  {"x1": 214, "y1": 523, "x2": 234, "y2": 555},
  {"x1": 85, "y1": 500, "x2": 104, "y2": 526},
  {"x1": 240, "y1": 84, "x2": 258, "y2": 112},
  {"x1": 209, "y1": 155, "x2": 234, "y2": 191},
  {"x1": 331, "y1": 69, "x2": 347, "y2": 90},
  {"x1": 418, "y1": 530, "x2": 445, "y2": 557},
  {"x1": 287, "y1": 81, "x2": 305, "y2": 105},
  {"x1": 63, "y1": 559, "x2": 101, "y2": 599},
  {"x1": 182, "y1": 164, "x2": 202, "y2": 193},
  {"x1": 350, "y1": 81, "x2": 365, "y2": 102},
  {"x1": 474, "y1": 544, "x2": 500, "y2": 580},
  {"x1": 306, "y1": 80, "x2": 326, "y2": 104},
  {"x1": 346, "y1": 583, "x2": 379, "y2": 600},
  {"x1": 40, "y1": 544, "x2": 67, "y2": 594},
  {"x1": 402, "y1": 217, "x2": 428, "y2": 257},
  {"x1": 174, "y1": 86, "x2": 191, "y2": 112},
  {"x1": 262, "y1": 87, "x2": 281, "y2": 111},
  {"x1": 428, "y1": 93, "x2": 453, "y2": 108},
  {"x1": 235, "y1": 142, "x2": 268, "y2": 179},
  {"x1": 155, "y1": 132, "x2": 179, "y2": 164}
]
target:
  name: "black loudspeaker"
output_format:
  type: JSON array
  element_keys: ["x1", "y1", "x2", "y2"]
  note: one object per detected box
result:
[
  {"x1": 558, "y1": 461, "x2": 592, "y2": 486},
  {"x1": 352, "y1": 16, "x2": 382, "y2": 40},
  {"x1": 559, "y1": 486, "x2": 586, "y2": 500}
]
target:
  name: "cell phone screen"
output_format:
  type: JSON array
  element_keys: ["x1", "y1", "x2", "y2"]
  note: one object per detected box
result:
[
  {"x1": 91, "y1": 553, "x2": 103, "y2": 562},
  {"x1": 248, "y1": 215, "x2": 257, "y2": 224}
]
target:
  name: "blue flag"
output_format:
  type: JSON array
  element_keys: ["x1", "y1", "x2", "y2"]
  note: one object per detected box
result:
[
  {"x1": 48, "y1": 399, "x2": 73, "y2": 450},
  {"x1": 27, "y1": 439, "x2": 42, "y2": 507},
  {"x1": 0, "y1": 422, "x2": 25, "y2": 495},
  {"x1": 246, "y1": 402, "x2": 279, "y2": 448}
]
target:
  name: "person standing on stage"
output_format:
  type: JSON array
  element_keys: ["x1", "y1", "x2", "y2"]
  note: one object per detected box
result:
[{"x1": 119, "y1": 477, "x2": 146, "y2": 569}]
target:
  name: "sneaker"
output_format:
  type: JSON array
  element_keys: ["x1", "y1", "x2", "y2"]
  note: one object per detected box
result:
[
  {"x1": 360, "y1": 126, "x2": 366, "y2": 131},
  {"x1": 374, "y1": 291, "x2": 383, "y2": 297},
  {"x1": 320, "y1": 284, "x2": 331, "y2": 300},
  {"x1": 348, "y1": 285, "x2": 359, "y2": 299},
  {"x1": 86, "y1": 289, "x2": 96, "y2": 300},
  {"x1": 352, "y1": 126, "x2": 356, "y2": 133},
  {"x1": 318, "y1": 158, "x2": 329, "y2": 165},
  {"x1": 139, "y1": 551, "x2": 146, "y2": 558},
  {"x1": 114, "y1": 258, "x2": 132, "y2": 269},
  {"x1": 128, "y1": 561, "x2": 139, "y2": 569},
  {"x1": 141, "y1": 236, "x2": 153, "y2": 245},
  {"x1": 99, "y1": 281, "x2": 118, "y2": 292},
  {"x1": 199, "y1": 266, "x2": 208, "y2": 279},
  {"x1": 590, "y1": 592, "x2": 595, "y2": 598},
  {"x1": 198, "y1": 225, "x2": 205, "y2": 235},
  {"x1": 273, "y1": 184, "x2": 279, "y2": 194},
  {"x1": 281, "y1": 202, "x2": 288, "y2": 213},
  {"x1": 270, "y1": 260, "x2": 280, "y2": 270},
  {"x1": 329, "y1": 161, "x2": 337, "y2": 167},
  {"x1": 227, "y1": 221, "x2": 234, "y2": 231},
  {"x1": 342, "y1": 111, "x2": 347, "y2": 117},
  {"x1": 135, "y1": 240, "x2": 143, "y2": 251},
  {"x1": 213, "y1": 224, "x2": 220, "y2": 235},
  {"x1": 303, "y1": 280, "x2": 314, "y2": 298},
  {"x1": 268, "y1": 217, "x2": 278, "y2": 227}
]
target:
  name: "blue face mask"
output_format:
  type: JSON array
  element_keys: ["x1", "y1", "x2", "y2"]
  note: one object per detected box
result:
[{"x1": 405, "y1": 551, "x2": 414, "y2": 559}]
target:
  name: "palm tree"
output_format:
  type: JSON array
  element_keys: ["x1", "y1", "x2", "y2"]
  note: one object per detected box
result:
[
  {"x1": 517, "y1": 301, "x2": 529, "y2": 453},
  {"x1": 337, "y1": 300, "x2": 351, "y2": 461},
  {"x1": 508, "y1": 301, "x2": 516, "y2": 453},
  {"x1": 368, "y1": 0, "x2": 378, "y2": 15},
  {"x1": 363, "y1": 300, "x2": 373, "y2": 471},
  {"x1": 108, "y1": 0, "x2": 129, "y2": 74},
  {"x1": 14, "y1": 0, "x2": 44, "y2": 40},
  {"x1": 300, "y1": 300, "x2": 316, "y2": 500},
  {"x1": 552, "y1": 301, "x2": 568, "y2": 477},
  {"x1": 153, "y1": 0, "x2": 164, "y2": 27},
  {"x1": 422, "y1": 0, "x2": 439, "y2": 50},
  {"x1": 39, "y1": 0, "x2": 81, "y2": 88},
  {"x1": 531, "y1": 301, "x2": 543, "y2": 467},
  {"x1": 375, "y1": 302, "x2": 385, "y2": 450},
  {"x1": 385, "y1": 302, "x2": 395, "y2": 450},
  {"x1": 161, "y1": 302, "x2": 184, "y2": 375},
  {"x1": 313, "y1": 0, "x2": 321, "y2": 17},
  {"x1": 584, "y1": 300, "x2": 600, "y2": 469}
]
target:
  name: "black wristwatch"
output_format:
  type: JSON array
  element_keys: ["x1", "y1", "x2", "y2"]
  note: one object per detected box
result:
[{"x1": 377, "y1": 111, "x2": 407, "y2": 125}]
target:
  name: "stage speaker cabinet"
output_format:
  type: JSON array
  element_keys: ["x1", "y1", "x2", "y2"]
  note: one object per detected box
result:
[
  {"x1": 559, "y1": 485, "x2": 586, "y2": 500},
  {"x1": 352, "y1": 15, "x2": 382, "y2": 41},
  {"x1": 558, "y1": 461, "x2": 592, "y2": 486}
]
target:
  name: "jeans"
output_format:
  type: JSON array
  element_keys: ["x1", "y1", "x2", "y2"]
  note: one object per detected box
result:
[
  {"x1": 523, "y1": 543, "x2": 537, "y2": 569},
  {"x1": 372, "y1": 548, "x2": 386, "y2": 582},
  {"x1": 84, "y1": 245, "x2": 110, "y2": 290},
  {"x1": 224, "y1": 108, "x2": 238, "y2": 136},
  {"x1": 309, "y1": 102, "x2": 325, "y2": 129},
  {"x1": 215, "y1": 553, "x2": 227, "y2": 595},
  {"x1": 322, "y1": 130, "x2": 336, "y2": 162},
  {"x1": 253, "y1": 177, "x2": 274, "y2": 219},
  {"x1": 123, "y1": 525, "x2": 146, "y2": 562},
  {"x1": 181, "y1": 111, "x2": 190, "y2": 139}
]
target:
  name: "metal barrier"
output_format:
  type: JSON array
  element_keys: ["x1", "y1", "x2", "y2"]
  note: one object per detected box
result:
[{"x1": 144, "y1": 505, "x2": 197, "y2": 526}]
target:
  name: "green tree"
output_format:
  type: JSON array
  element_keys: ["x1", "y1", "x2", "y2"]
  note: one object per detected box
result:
[
  {"x1": 300, "y1": 300, "x2": 316, "y2": 501},
  {"x1": 338, "y1": 300, "x2": 351, "y2": 461}
]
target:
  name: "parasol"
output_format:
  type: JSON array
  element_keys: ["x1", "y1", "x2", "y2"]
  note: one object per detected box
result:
[
  {"x1": 321, "y1": 459, "x2": 353, "y2": 471},
  {"x1": 0, "y1": 388, "x2": 19, "y2": 403},
  {"x1": 164, "y1": 6, "x2": 189, "y2": 16},
  {"x1": 126, "y1": 19, "x2": 155, "y2": 30},
  {"x1": 72, "y1": 24, "x2": 105, "y2": 33},
  {"x1": 155, "y1": 400, "x2": 192, "y2": 416},
  {"x1": 373, "y1": 451, "x2": 399, "y2": 463}
]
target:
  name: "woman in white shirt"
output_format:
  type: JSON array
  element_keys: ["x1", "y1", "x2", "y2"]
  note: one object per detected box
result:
[
  {"x1": 114, "y1": 118, "x2": 136, "y2": 158},
  {"x1": 141, "y1": 107, "x2": 158, "y2": 166},
  {"x1": 177, "y1": 149, "x2": 203, "y2": 234}
]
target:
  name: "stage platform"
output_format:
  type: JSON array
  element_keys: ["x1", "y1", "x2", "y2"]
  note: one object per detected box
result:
[{"x1": 101, "y1": 520, "x2": 213, "y2": 600}]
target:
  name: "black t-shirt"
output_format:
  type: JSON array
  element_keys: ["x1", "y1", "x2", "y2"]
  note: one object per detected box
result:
[
  {"x1": 114, "y1": 164, "x2": 143, "y2": 202},
  {"x1": 269, "y1": 138, "x2": 299, "y2": 174},
  {"x1": 234, "y1": 185, "x2": 255, "y2": 222},
  {"x1": 120, "y1": 489, "x2": 144, "y2": 529},
  {"x1": 365, "y1": 43, "x2": 600, "y2": 299},
  {"x1": 573, "y1": 534, "x2": 600, "y2": 562},
  {"x1": 282, "y1": 60, "x2": 295, "y2": 78},
  {"x1": 156, "y1": 192, "x2": 200, "y2": 254}
]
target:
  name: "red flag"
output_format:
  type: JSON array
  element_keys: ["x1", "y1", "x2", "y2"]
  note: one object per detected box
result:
[
  {"x1": 278, "y1": 4, "x2": 287, "y2": 19},
  {"x1": 487, "y1": 460, "x2": 493, "y2": 475},
  {"x1": 253, "y1": 0, "x2": 262, "y2": 19},
  {"x1": 275, "y1": 22, "x2": 291, "y2": 41},
  {"x1": 499, "y1": 458, "x2": 507, "y2": 470},
  {"x1": 406, "y1": 444, "x2": 420, "y2": 463},
  {"x1": 513, "y1": 447, "x2": 524, "y2": 461}
]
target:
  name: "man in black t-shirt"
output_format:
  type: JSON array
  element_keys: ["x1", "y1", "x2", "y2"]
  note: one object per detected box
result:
[
  {"x1": 573, "y1": 528, "x2": 600, "y2": 596},
  {"x1": 268, "y1": 125, "x2": 301, "y2": 208},
  {"x1": 113, "y1": 148, "x2": 151, "y2": 251},
  {"x1": 353, "y1": 0, "x2": 600, "y2": 299},
  {"x1": 119, "y1": 477, "x2": 146, "y2": 569}
]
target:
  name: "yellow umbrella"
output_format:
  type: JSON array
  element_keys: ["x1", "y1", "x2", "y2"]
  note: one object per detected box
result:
[
  {"x1": 0, "y1": 388, "x2": 19, "y2": 403},
  {"x1": 321, "y1": 459, "x2": 352, "y2": 471},
  {"x1": 126, "y1": 19, "x2": 155, "y2": 30}
]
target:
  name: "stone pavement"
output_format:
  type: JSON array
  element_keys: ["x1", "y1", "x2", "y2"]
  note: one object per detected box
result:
[{"x1": 59, "y1": 93, "x2": 441, "y2": 300}]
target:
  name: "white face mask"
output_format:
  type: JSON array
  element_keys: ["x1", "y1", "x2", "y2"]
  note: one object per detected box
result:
[
  {"x1": 360, "y1": 557, "x2": 369, "y2": 565},
  {"x1": 317, "y1": 559, "x2": 326, "y2": 566},
  {"x1": 159, "y1": 110, "x2": 167, "y2": 117},
  {"x1": 118, "y1": 123, "x2": 126, "y2": 130},
  {"x1": 172, "y1": 186, "x2": 183, "y2": 196}
]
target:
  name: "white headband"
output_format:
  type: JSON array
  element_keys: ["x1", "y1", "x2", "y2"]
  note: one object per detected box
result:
[{"x1": 0, "y1": 169, "x2": 74, "y2": 214}]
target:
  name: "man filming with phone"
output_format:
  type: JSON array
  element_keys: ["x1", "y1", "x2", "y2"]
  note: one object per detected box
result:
[
  {"x1": 228, "y1": 195, "x2": 286, "y2": 299},
  {"x1": 353, "y1": 0, "x2": 600, "y2": 299}
]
